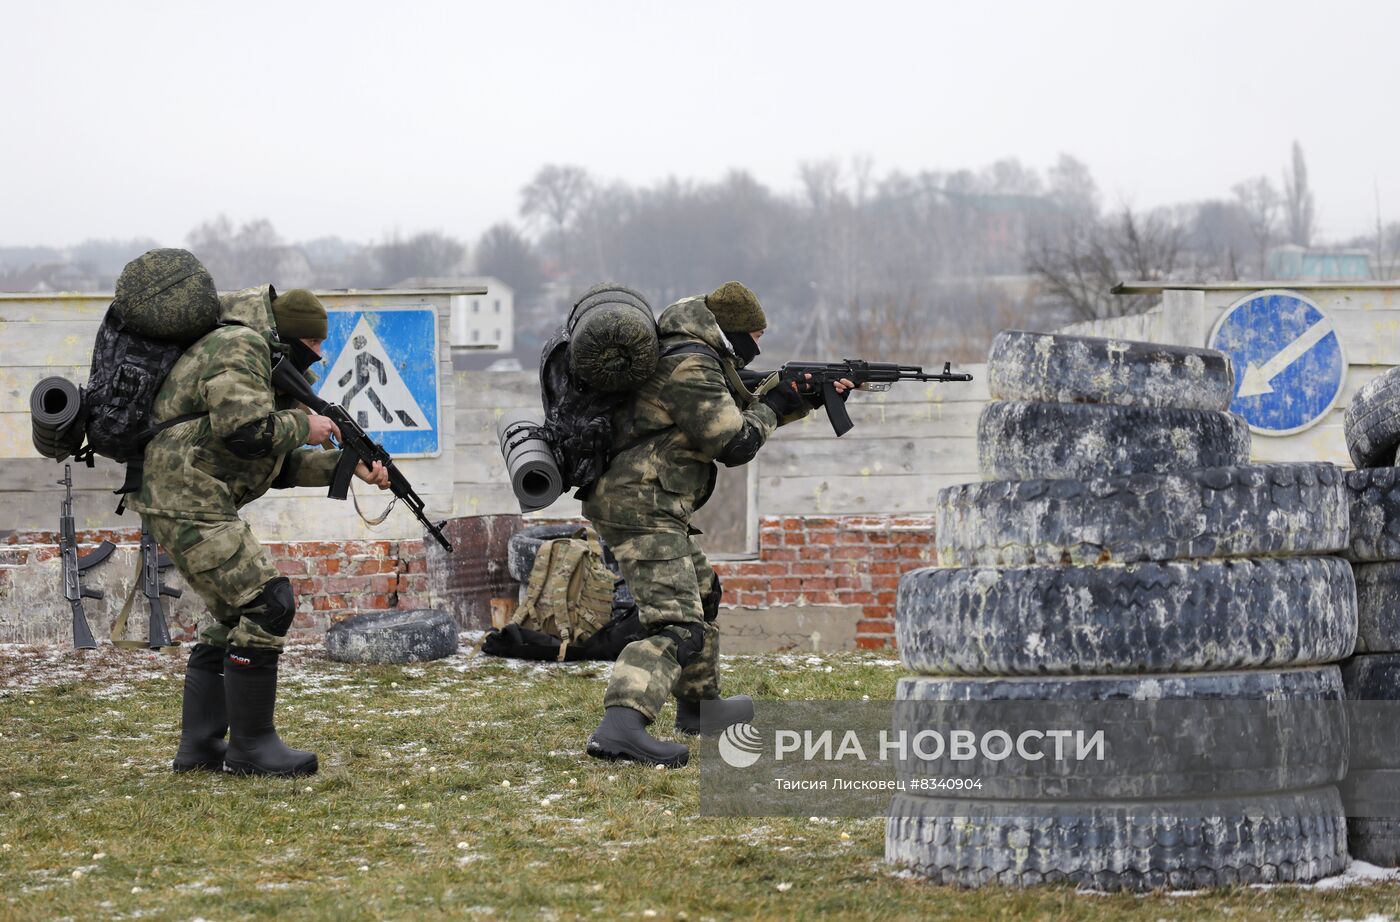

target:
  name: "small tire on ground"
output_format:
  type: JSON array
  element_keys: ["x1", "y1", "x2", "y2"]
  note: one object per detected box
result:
[
  {"x1": 936, "y1": 463, "x2": 1347, "y2": 567},
  {"x1": 977, "y1": 401, "x2": 1251, "y2": 481},
  {"x1": 885, "y1": 787, "x2": 1347, "y2": 891},
  {"x1": 1344, "y1": 468, "x2": 1400, "y2": 562},
  {"x1": 1345, "y1": 366, "x2": 1400, "y2": 468},
  {"x1": 986, "y1": 330, "x2": 1235, "y2": 410},
  {"x1": 893, "y1": 668, "x2": 1346, "y2": 800},
  {"x1": 1355, "y1": 562, "x2": 1400, "y2": 653},
  {"x1": 324, "y1": 609, "x2": 459, "y2": 665},
  {"x1": 897, "y1": 558, "x2": 1357, "y2": 676}
]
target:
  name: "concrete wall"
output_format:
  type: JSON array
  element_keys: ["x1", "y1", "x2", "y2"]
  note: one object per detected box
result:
[
  {"x1": 0, "y1": 291, "x2": 460, "y2": 541},
  {"x1": 1062, "y1": 283, "x2": 1400, "y2": 467}
]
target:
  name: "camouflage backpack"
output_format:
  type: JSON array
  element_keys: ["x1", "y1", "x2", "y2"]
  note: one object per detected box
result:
[
  {"x1": 511, "y1": 528, "x2": 617, "y2": 660},
  {"x1": 80, "y1": 249, "x2": 222, "y2": 498}
]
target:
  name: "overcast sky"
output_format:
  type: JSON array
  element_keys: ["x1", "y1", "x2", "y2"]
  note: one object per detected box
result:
[{"x1": 5, "y1": 0, "x2": 1397, "y2": 250}]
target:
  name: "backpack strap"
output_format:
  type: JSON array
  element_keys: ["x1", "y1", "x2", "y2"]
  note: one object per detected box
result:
[
  {"x1": 660, "y1": 341, "x2": 757, "y2": 401},
  {"x1": 111, "y1": 411, "x2": 211, "y2": 513}
]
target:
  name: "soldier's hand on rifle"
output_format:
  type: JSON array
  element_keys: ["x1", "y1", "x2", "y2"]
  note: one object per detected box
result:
[
  {"x1": 355, "y1": 460, "x2": 391, "y2": 490},
  {"x1": 305, "y1": 413, "x2": 341, "y2": 446}
]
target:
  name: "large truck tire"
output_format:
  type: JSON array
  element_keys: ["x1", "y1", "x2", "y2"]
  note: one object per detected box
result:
[
  {"x1": 1344, "y1": 468, "x2": 1400, "y2": 562},
  {"x1": 885, "y1": 787, "x2": 1347, "y2": 891},
  {"x1": 892, "y1": 668, "x2": 1346, "y2": 800},
  {"x1": 897, "y1": 558, "x2": 1356, "y2": 676},
  {"x1": 324, "y1": 609, "x2": 459, "y2": 665},
  {"x1": 978, "y1": 401, "x2": 1251, "y2": 481},
  {"x1": 1345, "y1": 366, "x2": 1400, "y2": 469},
  {"x1": 1355, "y1": 562, "x2": 1400, "y2": 653},
  {"x1": 936, "y1": 463, "x2": 1347, "y2": 567},
  {"x1": 986, "y1": 329, "x2": 1234, "y2": 410}
]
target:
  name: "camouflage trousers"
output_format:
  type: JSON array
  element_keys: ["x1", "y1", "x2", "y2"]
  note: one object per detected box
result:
[
  {"x1": 592, "y1": 522, "x2": 721, "y2": 722},
  {"x1": 144, "y1": 514, "x2": 287, "y2": 651}
]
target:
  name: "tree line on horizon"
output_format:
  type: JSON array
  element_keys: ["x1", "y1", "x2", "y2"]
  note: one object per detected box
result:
[{"x1": 5, "y1": 143, "x2": 1392, "y2": 362}]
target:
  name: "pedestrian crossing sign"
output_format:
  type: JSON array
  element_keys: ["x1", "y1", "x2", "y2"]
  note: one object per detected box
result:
[{"x1": 309, "y1": 306, "x2": 441, "y2": 457}]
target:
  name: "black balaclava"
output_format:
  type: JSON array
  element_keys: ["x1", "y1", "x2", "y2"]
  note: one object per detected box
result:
[
  {"x1": 724, "y1": 330, "x2": 761, "y2": 368},
  {"x1": 289, "y1": 338, "x2": 322, "y2": 373}
]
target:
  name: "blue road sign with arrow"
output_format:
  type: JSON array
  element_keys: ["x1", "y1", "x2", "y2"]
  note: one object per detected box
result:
[
  {"x1": 1207, "y1": 289, "x2": 1346, "y2": 436},
  {"x1": 308, "y1": 306, "x2": 441, "y2": 457}
]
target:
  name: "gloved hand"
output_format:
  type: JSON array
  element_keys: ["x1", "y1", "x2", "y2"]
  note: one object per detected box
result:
[{"x1": 760, "y1": 373, "x2": 814, "y2": 417}]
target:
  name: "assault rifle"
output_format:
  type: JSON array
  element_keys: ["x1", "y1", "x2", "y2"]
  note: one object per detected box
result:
[
  {"x1": 741, "y1": 360, "x2": 974, "y2": 436},
  {"x1": 57, "y1": 463, "x2": 115, "y2": 650},
  {"x1": 112, "y1": 522, "x2": 182, "y2": 651},
  {"x1": 270, "y1": 357, "x2": 454, "y2": 552}
]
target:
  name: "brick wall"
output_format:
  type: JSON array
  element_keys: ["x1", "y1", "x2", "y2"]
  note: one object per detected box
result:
[
  {"x1": 713, "y1": 515, "x2": 935, "y2": 650},
  {"x1": 6, "y1": 514, "x2": 935, "y2": 649},
  {"x1": 4, "y1": 528, "x2": 429, "y2": 642}
]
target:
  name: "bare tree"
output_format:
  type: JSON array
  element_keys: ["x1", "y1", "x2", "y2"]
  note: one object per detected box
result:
[
  {"x1": 372, "y1": 231, "x2": 466, "y2": 286},
  {"x1": 1029, "y1": 206, "x2": 1184, "y2": 321},
  {"x1": 1232, "y1": 177, "x2": 1280, "y2": 275},
  {"x1": 1283, "y1": 140, "x2": 1317, "y2": 247},
  {"x1": 520, "y1": 164, "x2": 593, "y2": 273},
  {"x1": 475, "y1": 222, "x2": 545, "y2": 308}
]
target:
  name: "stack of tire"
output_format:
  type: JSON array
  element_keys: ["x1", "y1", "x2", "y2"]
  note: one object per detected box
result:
[
  {"x1": 886, "y1": 330, "x2": 1356, "y2": 890},
  {"x1": 1341, "y1": 368, "x2": 1400, "y2": 865}
]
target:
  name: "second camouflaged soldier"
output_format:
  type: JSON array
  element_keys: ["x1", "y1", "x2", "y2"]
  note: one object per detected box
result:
[
  {"x1": 583, "y1": 281, "x2": 848, "y2": 767},
  {"x1": 130, "y1": 284, "x2": 389, "y2": 777}
]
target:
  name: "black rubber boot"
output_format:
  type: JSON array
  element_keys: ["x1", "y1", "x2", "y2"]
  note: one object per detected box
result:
[
  {"x1": 586, "y1": 707, "x2": 690, "y2": 768},
  {"x1": 676, "y1": 695, "x2": 754, "y2": 737},
  {"x1": 172, "y1": 644, "x2": 228, "y2": 772},
  {"x1": 223, "y1": 647, "x2": 318, "y2": 777}
]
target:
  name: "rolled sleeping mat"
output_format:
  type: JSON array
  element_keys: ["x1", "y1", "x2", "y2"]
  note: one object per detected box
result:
[
  {"x1": 566, "y1": 284, "x2": 658, "y2": 392},
  {"x1": 30, "y1": 376, "x2": 86, "y2": 459},
  {"x1": 498, "y1": 409, "x2": 563, "y2": 513}
]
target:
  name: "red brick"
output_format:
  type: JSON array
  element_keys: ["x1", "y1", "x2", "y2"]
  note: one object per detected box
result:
[
  {"x1": 806, "y1": 530, "x2": 837, "y2": 546},
  {"x1": 800, "y1": 590, "x2": 837, "y2": 604},
  {"x1": 312, "y1": 558, "x2": 343, "y2": 575},
  {"x1": 345, "y1": 558, "x2": 379, "y2": 576},
  {"x1": 785, "y1": 533, "x2": 807, "y2": 546},
  {"x1": 837, "y1": 530, "x2": 867, "y2": 545},
  {"x1": 723, "y1": 576, "x2": 768, "y2": 592},
  {"x1": 864, "y1": 532, "x2": 892, "y2": 545},
  {"x1": 803, "y1": 517, "x2": 839, "y2": 529},
  {"x1": 857, "y1": 618, "x2": 895, "y2": 634},
  {"x1": 800, "y1": 577, "x2": 837, "y2": 590},
  {"x1": 365, "y1": 593, "x2": 394, "y2": 609},
  {"x1": 875, "y1": 591, "x2": 897, "y2": 607},
  {"x1": 368, "y1": 574, "x2": 396, "y2": 594},
  {"x1": 762, "y1": 547, "x2": 800, "y2": 562},
  {"x1": 831, "y1": 546, "x2": 870, "y2": 560},
  {"x1": 406, "y1": 557, "x2": 428, "y2": 574},
  {"x1": 782, "y1": 517, "x2": 803, "y2": 532},
  {"x1": 856, "y1": 636, "x2": 894, "y2": 650},
  {"x1": 769, "y1": 577, "x2": 802, "y2": 591},
  {"x1": 869, "y1": 562, "x2": 901, "y2": 575},
  {"x1": 747, "y1": 562, "x2": 788, "y2": 577},
  {"x1": 275, "y1": 558, "x2": 307, "y2": 577},
  {"x1": 792, "y1": 562, "x2": 833, "y2": 576},
  {"x1": 837, "y1": 590, "x2": 877, "y2": 606}
]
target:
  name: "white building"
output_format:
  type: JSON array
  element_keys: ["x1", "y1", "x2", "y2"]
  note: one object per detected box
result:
[{"x1": 450, "y1": 277, "x2": 514, "y2": 352}]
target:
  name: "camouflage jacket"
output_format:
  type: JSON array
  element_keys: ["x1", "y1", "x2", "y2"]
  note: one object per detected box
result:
[
  {"x1": 582, "y1": 296, "x2": 788, "y2": 532},
  {"x1": 128, "y1": 285, "x2": 341, "y2": 521}
]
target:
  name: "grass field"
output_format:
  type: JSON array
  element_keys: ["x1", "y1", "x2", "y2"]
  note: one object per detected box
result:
[{"x1": 3, "y1": 640, "x2": 1400, "y2": 921}]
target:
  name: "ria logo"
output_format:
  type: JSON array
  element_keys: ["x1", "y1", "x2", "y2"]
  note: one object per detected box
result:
[{"x1": 718, "y1": 722, "x2": 763, "y2": 769}]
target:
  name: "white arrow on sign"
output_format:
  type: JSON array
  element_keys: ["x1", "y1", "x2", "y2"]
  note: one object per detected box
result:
[{"x1": 1236, "y1": 317, "x2": 1336, "y2": 398}]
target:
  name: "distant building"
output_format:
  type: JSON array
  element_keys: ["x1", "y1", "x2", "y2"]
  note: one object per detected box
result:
[
  {"x1": 393, "y1": 274, "x2": 514, "y2": 353},
  {"x1": 1267, "y1": 245, "x2": 1372, "y2": 281}
]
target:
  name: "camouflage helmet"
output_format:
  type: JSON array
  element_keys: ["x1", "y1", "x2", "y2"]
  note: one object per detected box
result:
[
  {"x1": 705, "y1": 281, "x2": 767, "y2": 333},
  {"x1": 114, "y1": 248, "x2": 221, "y2": 345}
]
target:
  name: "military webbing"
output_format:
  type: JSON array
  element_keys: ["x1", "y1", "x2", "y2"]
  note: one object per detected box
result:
[{"x1": 513, "y1": 528, "x2": 615, "y2": 660}]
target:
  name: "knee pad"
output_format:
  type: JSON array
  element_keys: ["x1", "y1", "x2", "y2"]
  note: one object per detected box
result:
[
  {"x1": 657, "y1": 623, "x2": 706, "y2": 667},
  {"x1": 701, "y1": 578, "x2": 723, "y2": 623},
  {"x1": 243, "y1": 576, "x2": 297, "y2": 637}
]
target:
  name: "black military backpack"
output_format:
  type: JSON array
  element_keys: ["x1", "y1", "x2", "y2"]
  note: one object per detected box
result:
[
  {"x1": 79, "y1": 249, "x2": 222, "y2": 497},
  {"x1": 536, "y1": 284, "x2": 723, "y2": 498}
]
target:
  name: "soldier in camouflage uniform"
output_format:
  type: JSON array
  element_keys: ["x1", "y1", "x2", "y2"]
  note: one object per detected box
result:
[
  {"x1": 129, "y1": 285, "x2": 390, "y2": 777},
  {"x1": 584, "y1": 281, "x2": 851, "y2": 767}
]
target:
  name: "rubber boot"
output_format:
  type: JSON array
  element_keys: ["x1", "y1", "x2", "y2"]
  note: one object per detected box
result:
[
  {"x1": 172, "y1": 644, "x2": 228, "y2": 772},
  {"x1": 223, "y1": 647, "x2": 318, "y2": 777},
  {"x1": 676, "y1": 695, "x2": 754, "y2": 737},
  {"x1": 586, "y1": 706, "x2": 690, "y2": 768}
]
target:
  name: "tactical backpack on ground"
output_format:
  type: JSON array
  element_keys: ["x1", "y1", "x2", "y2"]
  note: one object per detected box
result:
[
  {"x1": 79, "y1": 249, "x2": 222, "y2": 499},
  {"x1": 482, "y1": 528, "x2": 645, "y2": 662}
]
